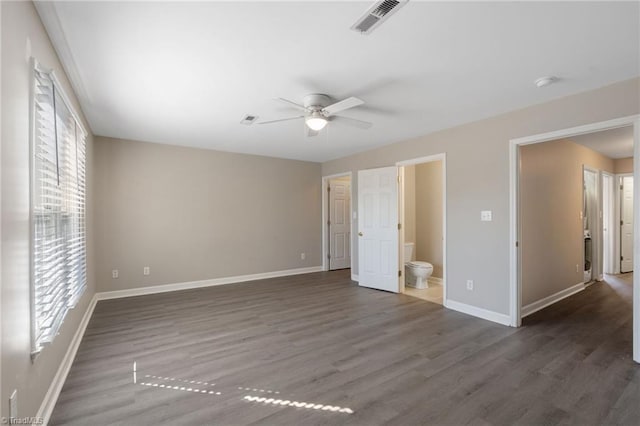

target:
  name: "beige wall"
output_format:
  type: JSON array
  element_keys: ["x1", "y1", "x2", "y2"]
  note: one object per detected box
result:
[
  {"x1": 415, "y1": 161, "x2": 443, "y2": 278},
  {"x1": 322, "y1": 77, "x2": 639, "y2": 316},
  {"x1": 1, "y1": 1, "x2": 96, "y2": 418},
  {"x1": 95, "y1": 137, "x2": 322, "y2": 292},
  {"x1": 520, "y1": 140, "x2": 615, "y2": 306},
  {"x1": 403, "y1": 165, "x2": 416, "y2": 258},
  {"x1": 615, "y1": 157, "x2": 634, "y2": 174}
]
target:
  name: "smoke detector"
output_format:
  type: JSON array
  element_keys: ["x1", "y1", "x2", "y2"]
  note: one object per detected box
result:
[
  {"x1": 534, "y1": 76, "x2": 558, "y2": 88},
  {"x1": 351, "y1": 0, "x2": 409, "y2": 35}
]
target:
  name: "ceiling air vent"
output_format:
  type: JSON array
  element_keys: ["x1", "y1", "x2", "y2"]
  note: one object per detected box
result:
[
  {"x1": 350, "y1": 0, "x2": 409, "y2": 35},
  {"x1": 240, "y1": 114, "x2": 259, "y2": 125}
]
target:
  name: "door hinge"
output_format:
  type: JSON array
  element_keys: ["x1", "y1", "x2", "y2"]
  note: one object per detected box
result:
[
  {"x1": 397, "y1": 175, "x2": 401, "y2": 183},
  {"x1": 516, "y1": 241, "x2": 519, "y2": 247},
  {"x1": 327, "y1": 186, "x2": 331, "y2": 192},
  {"x1": 398, "y1": 270, "x2": 402, "y2": 277},
  {"x1": 398, "y1": 223, "x2": 401, "y2": 230},
  {"x1": 328, "y1": 253, "x2": 331, "y2": 259},
  {"x1": 621, "y1": 220, "x2": 624, "y2": 226},
  {"x1": 327, "y1": 220, "x2": 331, "y2": 225},
  {"x1": 621, "y1": 255, "x2": 624, "y2": 261},
  {"x1": 620, "y1": 184, "x2": 623, "y2": 190}
]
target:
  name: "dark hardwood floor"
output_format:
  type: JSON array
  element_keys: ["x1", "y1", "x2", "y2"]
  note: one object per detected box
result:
[{"x1": 50, "y1": 271, "x2": 639, "y2": 425}]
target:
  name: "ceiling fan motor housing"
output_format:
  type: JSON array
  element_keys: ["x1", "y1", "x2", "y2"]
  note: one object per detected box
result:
[{"x1": 303, "y1": 94, "x2": 331, "y2": 112}]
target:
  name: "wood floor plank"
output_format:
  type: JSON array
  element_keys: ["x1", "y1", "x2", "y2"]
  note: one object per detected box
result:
[{"x1": 50, "y1": 271, "x2": 639, "y2": 425}]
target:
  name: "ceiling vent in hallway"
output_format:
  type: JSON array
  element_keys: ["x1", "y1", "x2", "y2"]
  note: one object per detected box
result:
[{"x1": 350, "y1": 0, "x2": 409, "y2": 35}]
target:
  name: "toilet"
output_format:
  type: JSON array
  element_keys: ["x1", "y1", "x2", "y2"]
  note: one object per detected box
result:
[{"x1": 404, "y1": 242, "x2": 433, "y2": 289}]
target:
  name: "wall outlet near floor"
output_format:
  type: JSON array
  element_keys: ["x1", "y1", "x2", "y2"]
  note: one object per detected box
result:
[
  {"x1": 112, "y1": 269, "x2": 119, "y2": 279},
  {"x1": 466, "y1": 280, "x2": 474, "y2": 291},
  {"x1": 300, "y1": 253, "x2": 306, "y2": 260},
  {"x1": 480, "y1": 210, "x2": 492, "y2": 221},
  {"x1": 143, "y1": 266, "x2": 150, "y2": 276},
  {"x1": 9, "y1": 389, "x2": 17, "y2": 419}
]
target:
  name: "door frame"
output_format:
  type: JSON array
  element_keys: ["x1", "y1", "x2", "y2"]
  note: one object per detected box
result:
[
  {"x1": 602, "y1": 171, "x2": 615, "y2": 275},
  {"x1": 583, "y1": 166, "x2": 601, "y2": 284},
  {"x1": 396, "y1": 154, "x2": 447, "y2": 303},
  {"x1": 321, "y1": 172, "x2": 353, "y2": 273},
  {"x1": 509, "y1": 114, "x2": 640, "y2": 364}
]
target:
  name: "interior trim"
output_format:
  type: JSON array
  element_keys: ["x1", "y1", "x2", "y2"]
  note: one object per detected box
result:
[
  {"x1": 96, "y1": 266, "x2": 323, "y2": 301},
  {"x1": 521, "y1": 282, "x2": 585, "y2": 318},
  {"x1": 444, "y1": 299, "x2": 511, "y2": 326}
]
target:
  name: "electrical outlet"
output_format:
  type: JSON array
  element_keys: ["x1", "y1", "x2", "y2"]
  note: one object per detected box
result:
[
  {"x1": 112, "y1": 269, "x2": 119, "y2": 279},
  {"x1": 480, "y1": 210, "x2": 493, "y2": 221},
  {"x1": 466, "y1": 280, "x2": 474, "y2": 291},
  {"x1": 10, "y1": 389, "x2": 17, "y2": 419},
  {"x1": 143, "y1": 266, "x2": 150, "y2": 276},
  {"x1": 300, "y1": 253, "x2": 306, "y2": 260}
]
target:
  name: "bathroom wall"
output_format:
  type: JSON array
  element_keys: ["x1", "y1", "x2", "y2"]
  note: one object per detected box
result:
[
  {"x1": 615, "y1": 157, "x2": 634, "y2": 174},
  {"x1": 403, "y1": 165, "x2": 416, "y2": 259},
  {"x1": 520, "y1": 139, "x2": 615, "y2": 307},
  {"x1": 415, "y1": 161, "x2": 444, "y2": 278}
]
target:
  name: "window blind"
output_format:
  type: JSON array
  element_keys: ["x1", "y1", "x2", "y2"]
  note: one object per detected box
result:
[{"x1": 31, "y1": 62, "x2": 87, "y2": 356}]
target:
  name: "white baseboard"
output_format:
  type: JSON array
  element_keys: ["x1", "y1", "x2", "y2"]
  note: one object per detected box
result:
[
  {"x1": 351, "y1": 273, "x2": 359, "y2": 282},
  {"x1": 428, "y1": 277, "x2": 443, "y2": 286},
  {"x1": 96, "y1": 266, "x2": 323, "y2": 300},
  {"x1": 37, "y1": 293, "x2": 98, "y2": 425},
  {"x1": 444, "y1": 299, "x2": 511, "y2": 326},
  {"x1": 521, "y1": 282, "x2": 584, "y2": 318}
]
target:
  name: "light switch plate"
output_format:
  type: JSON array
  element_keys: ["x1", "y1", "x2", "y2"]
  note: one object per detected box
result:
[{"x1": 481, "y1": 210, "x2": 492, "y2": 221}]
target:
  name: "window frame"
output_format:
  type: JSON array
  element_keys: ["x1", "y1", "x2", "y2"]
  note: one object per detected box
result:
[{"x1": 29, "y1": 58, "x2": 89, "y2": 358}]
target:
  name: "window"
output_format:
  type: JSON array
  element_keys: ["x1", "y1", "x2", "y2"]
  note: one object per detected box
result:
[{"x1": 30, "y1": 60, "x2": 87, "y2": 356}]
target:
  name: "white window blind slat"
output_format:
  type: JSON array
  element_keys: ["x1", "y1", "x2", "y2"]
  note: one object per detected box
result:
[{"x1": 31, "y1": 61, "x2": 87, "y2": 356}]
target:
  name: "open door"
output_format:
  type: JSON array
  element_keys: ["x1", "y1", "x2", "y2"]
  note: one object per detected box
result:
[
  {"x1": 358, "y1": 167, "x2": 400, "y2": 293},
  {"x1": 621, "y1": 176, "x2": 634, "y2": 273},
  {"x1": 328, "y1": 178, "x2": 351, "y2": 270}
]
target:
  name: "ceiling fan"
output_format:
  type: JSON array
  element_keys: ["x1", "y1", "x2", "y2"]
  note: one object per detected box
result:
[{"x1": 259, "y1": 94, "x2": 373, "y2": 137}]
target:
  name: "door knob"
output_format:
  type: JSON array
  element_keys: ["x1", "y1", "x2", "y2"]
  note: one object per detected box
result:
[{"x1": 358, "y1": 232, "x2": 363, "y2": 236}]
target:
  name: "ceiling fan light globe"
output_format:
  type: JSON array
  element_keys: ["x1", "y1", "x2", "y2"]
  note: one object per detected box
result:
[{"x1": 306, "y1": 116, "x2": 328, "y2": 131}]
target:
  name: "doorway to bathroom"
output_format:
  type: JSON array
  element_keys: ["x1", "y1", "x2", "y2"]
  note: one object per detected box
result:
[
  {"x1": 321, "y1": 172, "x2": 353, "y2": 273},
  {"x1": 397, "y1": 154, "x2": 446, "y2": 305}
]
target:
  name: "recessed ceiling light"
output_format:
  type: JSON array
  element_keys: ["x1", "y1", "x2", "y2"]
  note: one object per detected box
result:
[{"x1": 534, "y1": 76, "x2": 558, "y2": 88}]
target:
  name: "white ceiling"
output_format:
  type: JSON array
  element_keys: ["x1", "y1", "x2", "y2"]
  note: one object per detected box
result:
[
  {"x1": 39, "y1": 1, "x2": 640, "y2": 162},
  {"x1": 569, "y1": 126, "x2": 634, "y2": 159}
]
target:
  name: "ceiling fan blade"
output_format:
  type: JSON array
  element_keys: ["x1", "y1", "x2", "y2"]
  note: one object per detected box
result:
[
  {"x1": 333, "y1": 115, "x2": 373, "y2": 129},
  {"x1": 258, "y1": 116, "x2": 305, "y2": 125},
  {"x1": 322, "y1": 97, "x2": 364, "y2": 115},
  {"x1": 275, "y1": 98, "x2": 307, "y2": 111},
  {"x1": 306, "y1": 126, "x2": 319, "y2": 137}
]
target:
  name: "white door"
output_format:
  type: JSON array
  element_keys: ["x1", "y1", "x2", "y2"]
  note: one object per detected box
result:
[
  {"x1": 603, "y1": 173, "x2": 614, "y2": 274},
  {"x1": 358, "y1": 167, "x2": 400, "y2": 293},
  {"x1": 621, "y1": 176, "x2": 634, "y2": 273},
  {"x1": 329, "y1": 179, "x2": 351, "y2": 270}
]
